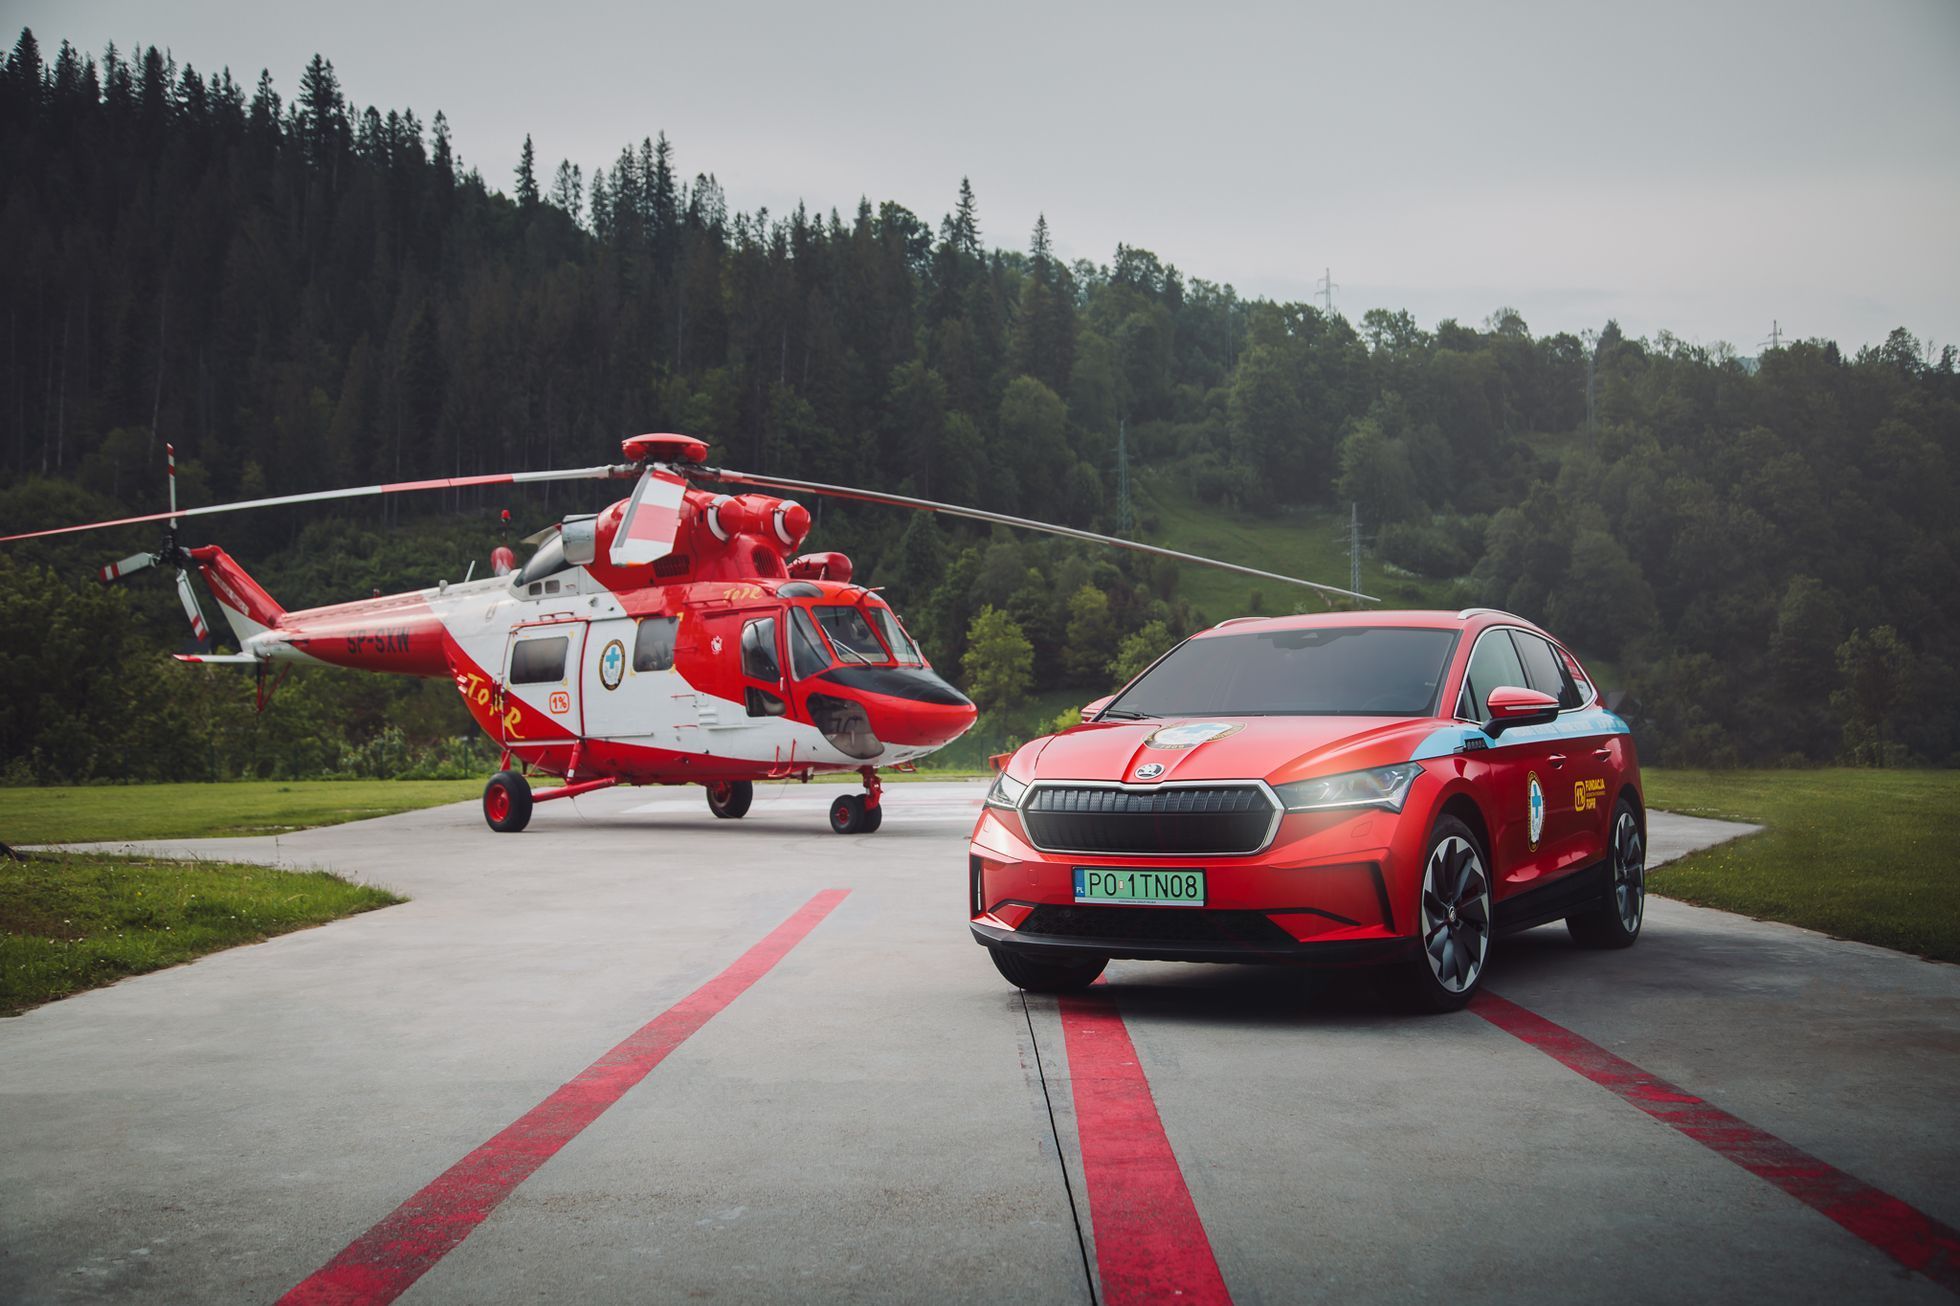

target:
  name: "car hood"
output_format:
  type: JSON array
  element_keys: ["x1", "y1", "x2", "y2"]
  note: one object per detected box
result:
[{"x1": 1025, "y1": 715, "x2": 1444, "y2": 786}]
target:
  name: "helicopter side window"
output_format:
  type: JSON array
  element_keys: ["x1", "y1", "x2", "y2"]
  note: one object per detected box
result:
[
  {"x1": 633, "y1": 617, "x2": 678, "y2": 672},
  {"x1": 741, "y1": 617, "x2": 781, "y2": 682},
  {"x1": 813, "y1": 606, "x2": 891, "y2": 666},
  {"x1": 870, "y1": 606, "x2": 923, "y2": 666},
  {"x1": 510, "y1": 635, "x2": 569, "y2": 685},
  {"x1": 788, "y1": 608, "x2": 831, "y2": 680}
]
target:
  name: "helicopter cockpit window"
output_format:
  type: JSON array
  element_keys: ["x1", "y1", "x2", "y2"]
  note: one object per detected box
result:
[
  {"x1": 870, "y1": 607, "x2": 924, "y2": 666},
  {"x1": 516, "y1": 534, "x2": 571, "y2": 591},
  {"x1": 788, "y1": 608, "x2": 830, "y2": 680},
  {"x1": 813, "y1": 606, "x2": 890, "y2": 665},
  {"x1": 633, "y1": 617, "x2": 678, "y2": 672},
  {"x1": 741, "y1": 617, "x2": 781, "y2": 682}
]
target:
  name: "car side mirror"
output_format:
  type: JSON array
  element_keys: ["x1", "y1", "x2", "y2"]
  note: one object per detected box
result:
[
  {"x1": 1082, "y1": 695, "x2": 1115, "y2": 722},
  {"x1": 1482, "y1": 685, "x2": 1559, "y2": 738}
]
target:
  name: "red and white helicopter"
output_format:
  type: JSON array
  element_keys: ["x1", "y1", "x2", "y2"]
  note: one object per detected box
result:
[{"x1": 4, "y1": 433, "x2": 1371, "y2": 834}]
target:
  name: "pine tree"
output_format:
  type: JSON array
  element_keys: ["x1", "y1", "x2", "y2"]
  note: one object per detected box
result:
[
  {"x1": 431, "y1": 109, "x2": 454, "y2": 184},
  {"x1": 515, "y1": 133, "x2": 538, "y2": 206}
]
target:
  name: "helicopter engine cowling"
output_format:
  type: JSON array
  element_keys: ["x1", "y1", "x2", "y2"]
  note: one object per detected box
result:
[
  {"x1": 787, "y1": 552, "x2": 853, "y2": 583},
  {"x1": 701, "y1": 494, "x2": 810, "y2": 550}
]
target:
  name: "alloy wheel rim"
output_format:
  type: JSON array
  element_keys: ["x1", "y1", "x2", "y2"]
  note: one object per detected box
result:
[
  {"x1": 1613, "y1": 811, "x2": 1645, "y2": 933},
  {"x1": 487, "y1": 786, "x2": 509, "y2": 822},
  {"x1": 1420, "y1": 835, "x2": 1491, "y2": 993}
]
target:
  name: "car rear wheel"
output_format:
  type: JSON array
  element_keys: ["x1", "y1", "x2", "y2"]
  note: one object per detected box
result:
[
  {"x1": 988, "y1": 946, "x2": 1107, "y2": 993},
  {"x1": 1567, "y1": 799, "x2": 1645, "y2": 948},
  {"x1": 1397, "y1": 815, "x2": 1492, "y2": 1013},
  {"x1": 706, "y1": 780, "x2": 754, "y2": 819}
]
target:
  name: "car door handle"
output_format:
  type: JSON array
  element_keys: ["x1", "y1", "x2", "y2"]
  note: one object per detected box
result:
[
  {"x1": 1547, "y1": 753, "x2": 1567, "y2": 769},
  {"x1": 1592, "y1": 747, "x2": 1613, "y2": 759}
]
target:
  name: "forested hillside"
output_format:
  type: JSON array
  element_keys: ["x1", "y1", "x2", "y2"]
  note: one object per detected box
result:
[{"x1": 2, "y1": 28, "x2": 1956, "y2": 782}]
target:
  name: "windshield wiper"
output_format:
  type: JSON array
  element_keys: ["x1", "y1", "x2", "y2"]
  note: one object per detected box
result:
[{"x1": 1096, "y1": 708, "x2": 1156, "y2": 720}]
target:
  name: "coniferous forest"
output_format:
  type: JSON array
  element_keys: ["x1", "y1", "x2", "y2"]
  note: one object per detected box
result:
[{"x1": 2, "y1": 29, "x2": 1956, "y2": 782}]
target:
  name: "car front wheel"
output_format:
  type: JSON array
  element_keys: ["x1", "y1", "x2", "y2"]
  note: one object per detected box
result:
[
  {"x1": 1398, "y1": 815, "x2": 1493, "y2": 1013},
  {"x1": 988, "y1": 946, "x2": 1107, "y2": 993}
]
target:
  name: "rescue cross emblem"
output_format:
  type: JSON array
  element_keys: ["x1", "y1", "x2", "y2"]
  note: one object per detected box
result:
[{"x1": 599, "y1": 639, "x2": 626, "y2": 691}]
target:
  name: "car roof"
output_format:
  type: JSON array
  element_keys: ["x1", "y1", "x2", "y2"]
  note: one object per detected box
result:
[{"x1": 1190, "y1": 608, "x2": 1550, "y2": 640}]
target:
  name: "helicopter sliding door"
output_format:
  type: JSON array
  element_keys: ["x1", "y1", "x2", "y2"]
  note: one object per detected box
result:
[
  {"x1": 502, "y1": 620, "x2": 586, "y2": 748},
  {"x1": 581, "y1": 614, "x2": 684, "y2": 746}
]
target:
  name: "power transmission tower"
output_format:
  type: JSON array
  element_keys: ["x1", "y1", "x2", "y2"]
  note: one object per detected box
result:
[
  {"x1": 1349, "y1": 501, "x2": 1362, "y2": 598},
  {"x1": 1581, "y1": 328, "x2": 1601, "y2": 437},
  {"x1": 1760, "y1": 320, "x2": 1787, "y2": 352},
  {"x1": 1316, "y1": 267, "x2": 1338, "y2": 314},
  {"x1": 1115, "y1": 417, "x2": 1134, "y2": 538}
]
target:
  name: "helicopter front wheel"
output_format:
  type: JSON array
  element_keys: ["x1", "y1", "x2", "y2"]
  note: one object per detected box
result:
[
  {"x1": 829, "y1": 793, "x2": 882, "y2": 834},
  {"x1": 707, "y1": 780, "x2": 754, "y2": 819},
  {"x1": 484, "y1": 771, "x2": 534, "y2": 833}
]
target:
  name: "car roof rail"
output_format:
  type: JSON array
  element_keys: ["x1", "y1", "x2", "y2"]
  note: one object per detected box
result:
[
  {"x1": 1456, "y1": 607, "x2": 1529, "y2": 623},
  {"x1": 1213, "y1": 615, "x2": 1265, "y2": 628}
]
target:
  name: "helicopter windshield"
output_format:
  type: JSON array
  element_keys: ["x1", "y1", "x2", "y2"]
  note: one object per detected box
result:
[
  {"x1": 869, "y1": 606, "x2": 924, "y2": 665},
  {"x1": 813, "y1": 605, "x2": 892, "y2": 665}
]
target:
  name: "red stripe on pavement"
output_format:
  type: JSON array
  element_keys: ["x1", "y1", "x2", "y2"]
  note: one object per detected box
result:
[
  {"x1": 1058, "y1": 990, "x2": 1233, "y2": 1305},
  {"x1": 1474, "y1": 991, "x2": 1960, "y2": 1295},
  {"x1": 280, "y1": 889, "x2": 850, "y2": 1306}
]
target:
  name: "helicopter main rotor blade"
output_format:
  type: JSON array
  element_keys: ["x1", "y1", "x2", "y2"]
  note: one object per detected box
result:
[
  {"x1": 0, "y1": 465, "x2": 631, "y2": 545},
  {"x1": 692, "y1": 465, "x2": 1379, "y2": 604}
]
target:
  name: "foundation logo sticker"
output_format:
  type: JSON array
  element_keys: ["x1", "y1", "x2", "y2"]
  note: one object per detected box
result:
[
  {"x1": 1142, "y1": 721, "x2": 1243, "y2": 751},
  {"x1": 548, "y1": 691, "x2": 571, "y2": 715},
  {"x1": 1575, "y1": 777, "x2": 1606, "y2": 813},
  {"x1": 1134, "y1": 762, "x2": 1165, "y2": 780},
  {"x1": 1527, "y1": 771, "x2": 1545, "y2": 850},
  {"x1": 599, "y1": 639, "x2": 626, "y2": 691}
]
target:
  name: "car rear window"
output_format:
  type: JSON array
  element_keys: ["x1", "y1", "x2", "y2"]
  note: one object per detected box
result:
[
  {"x1": 1513, "y1": 632, "x2": 1582, "y2": 709},
  {"x1": 1104, "y1": 626, "x2": 1456, "y2": 718}
]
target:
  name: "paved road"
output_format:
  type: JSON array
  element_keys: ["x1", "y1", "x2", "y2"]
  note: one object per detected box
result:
[{"x1": 2, "y1": 784, "x2": 1955, "y2": 1304}]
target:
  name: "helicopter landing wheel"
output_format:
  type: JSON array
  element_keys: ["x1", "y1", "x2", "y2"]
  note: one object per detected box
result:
[
  {"x1": 484, "y1": 770, "x2": 533, "y2": 833},
  {"x1": 829, "y1": 793, "x2": 880, "y2": 834},
  {"x1": 707, "y1": 780, "x2": 754, "y2": 819}
]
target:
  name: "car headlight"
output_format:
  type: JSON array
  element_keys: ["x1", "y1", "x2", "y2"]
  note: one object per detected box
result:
[
  {"x1": 1274, "y1": 763, "x2": 1422, "y2": 813},
  {"x1": 985, "y1": 771, "x2": 1028, "y2": 810}
]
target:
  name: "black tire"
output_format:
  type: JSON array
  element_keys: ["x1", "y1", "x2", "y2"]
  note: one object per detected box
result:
[
  {"x1": 706, "y1": 780, "x2": 754, "y2": 819},
  {"x1": 1396, "y1": 814, "x2": 1493, "y2": 1013},
  {"x1": 861, "y1": 802, "x2": 884, "y2": 833},
  {"x1": 989, "y1": 946, "x2": 1107, "y2": 993},
  {"x1": 1567, "y1": 798, "x2": 1645, "y2": 948},
  {"x1": 829, "y1": 793, "x2": 866, "y2": 834},
  {"x1": 483, "y1": 771, "x2": 533, "y2": 833}
]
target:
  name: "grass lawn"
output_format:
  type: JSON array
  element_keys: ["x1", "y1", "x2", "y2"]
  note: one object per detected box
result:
[
  {"x1": 0, "y1": 779, "x2": 482, "y2": 846},
  {"x1": 1643, "y1": 768, "x2": 1959, "y2": 963},
  {"x1": 0, "y1": 850, "x2": 401, "y2": 1015}
]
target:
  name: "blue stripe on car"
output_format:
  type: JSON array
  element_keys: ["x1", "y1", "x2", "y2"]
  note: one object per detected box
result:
[{"x1": 1410, "y1": 709, "x2": 1630, "y2": 761}]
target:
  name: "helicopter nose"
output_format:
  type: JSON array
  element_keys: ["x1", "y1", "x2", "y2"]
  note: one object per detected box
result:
[{"x1": 808, "y1": 667, "x2": 977, "y2": 747}]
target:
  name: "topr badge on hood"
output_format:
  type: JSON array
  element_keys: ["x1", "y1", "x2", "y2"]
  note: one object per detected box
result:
[{"x1": 1142, "y1": 721, "x2": 1243, "y2": 751}]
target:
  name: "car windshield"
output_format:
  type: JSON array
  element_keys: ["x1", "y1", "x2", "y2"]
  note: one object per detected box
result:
[
  {"x1": 813, "y1": 605, "x2": 892, "y2": 665},
  {"x1": 1105, "y1": 626, "x2": 1457, "y2": 717}
]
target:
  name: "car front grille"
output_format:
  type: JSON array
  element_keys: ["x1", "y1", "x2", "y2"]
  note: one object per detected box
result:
[
  {"x1": 1019, "y1": 783, "x2": 1279, "y2": 856},
  {"x1": 1020, "y1": 905, "x2": 1297, "y2": 950}
]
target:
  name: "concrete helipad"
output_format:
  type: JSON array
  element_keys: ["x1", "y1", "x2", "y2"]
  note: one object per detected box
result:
[{"x1": 1, "y1": 783, "x2": 1955, "y2": 1304}]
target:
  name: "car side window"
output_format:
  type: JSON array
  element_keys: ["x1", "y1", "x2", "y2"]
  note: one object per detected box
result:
[
  {"x1": 741, "y1": 617, "x2": 780, "y2": 682},
  {"x1": 1514, "y1": 632, "x2": 1582, "y2": 709},
  {"x1": 1460, "y1": 629, "x2": 1528, "y2": 720}
]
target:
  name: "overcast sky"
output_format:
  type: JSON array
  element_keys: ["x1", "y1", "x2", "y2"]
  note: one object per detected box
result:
[{"x1": 11, "y1": 0, "x2": 1959, "y2": 353}]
